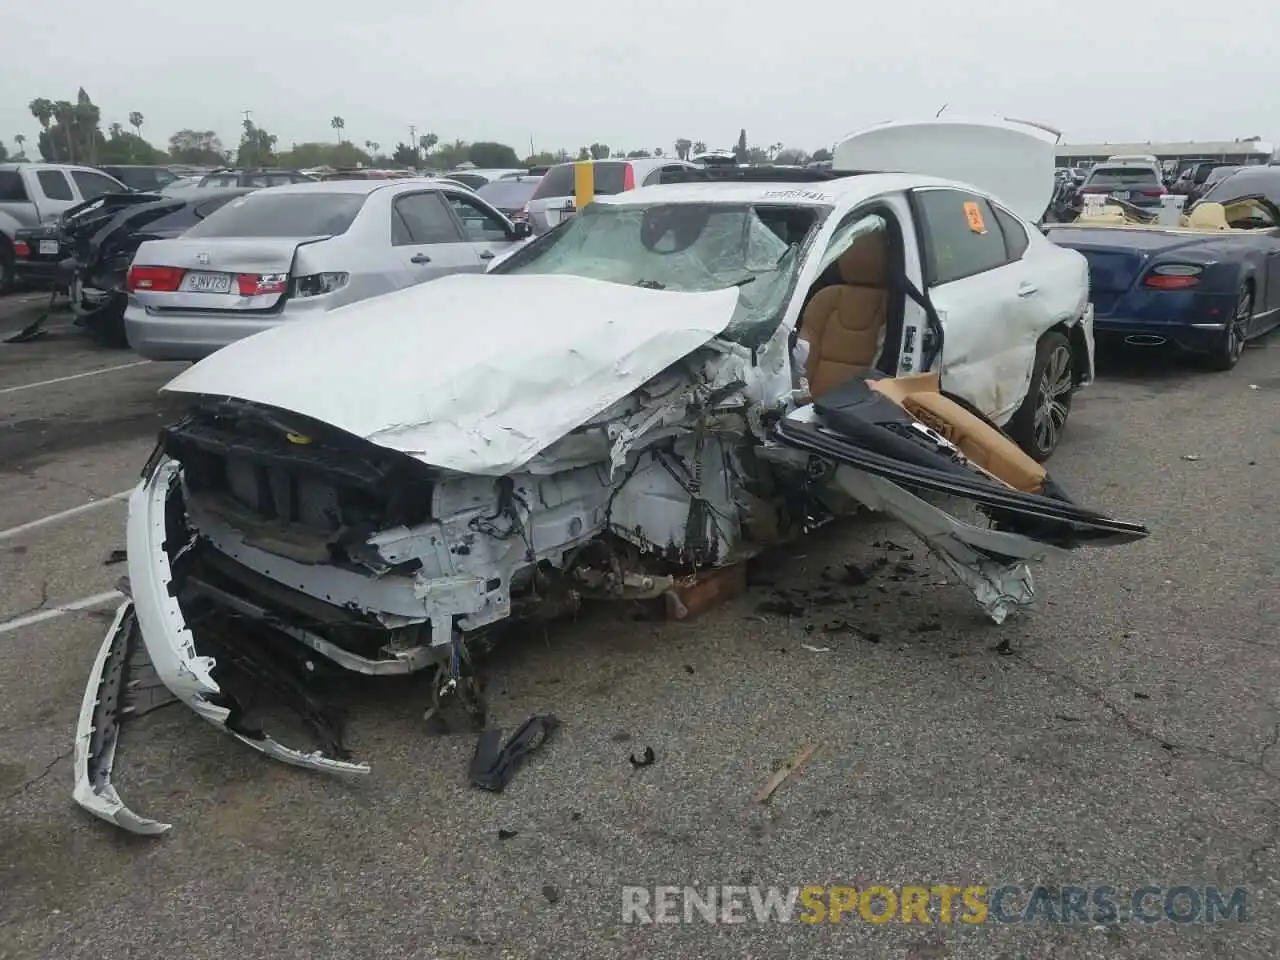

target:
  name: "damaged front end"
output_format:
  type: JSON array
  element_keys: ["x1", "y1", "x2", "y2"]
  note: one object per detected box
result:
[
  {"x1": 74, "y1": 310, "x2": 1149, "y2": 835},
  {"x1": 75, "y1": 457, "x2": 371, "y2": 834}
]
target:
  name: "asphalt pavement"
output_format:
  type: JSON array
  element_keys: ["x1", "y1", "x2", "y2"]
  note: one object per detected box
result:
[{"x1": 0, "y1": 292, "x2": 1276, "y2": 960}]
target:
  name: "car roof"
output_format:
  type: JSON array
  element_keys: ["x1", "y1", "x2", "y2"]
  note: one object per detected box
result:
[
  {"x1": 227, "y1": 177, "x2": 471, "y2": 197},
  {"x1": 599, "y1": 173, "x2": 968, "y2": 210},
  {"x1": 0, "y1": 161, "x2": 123, "y2": 176}
]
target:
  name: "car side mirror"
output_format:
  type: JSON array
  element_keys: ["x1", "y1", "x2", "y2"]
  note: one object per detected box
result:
[{"x1": 510, "y1": 220, "x2": 533, "y2": 240}]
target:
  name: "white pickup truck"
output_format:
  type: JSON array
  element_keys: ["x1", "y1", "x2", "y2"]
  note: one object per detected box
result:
[{"x1": 0, "y1": 162, "x2": 127, "y2": 291}]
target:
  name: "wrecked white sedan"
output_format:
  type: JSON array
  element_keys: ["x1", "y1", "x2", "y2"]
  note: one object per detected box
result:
[{"x1": 76, "y1": 120, "x2": 1149, "y2": 833}]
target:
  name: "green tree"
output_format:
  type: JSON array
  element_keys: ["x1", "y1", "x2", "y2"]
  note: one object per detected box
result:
[
  {"x1": 277, "y1": 141, "x2": 373, "y2": 169},
  {"x1": 128, "y1": 111, "x2": 144, "y2": 138},
  {"x1": 734, "y1": 129, "x2": 747, "y2": 162},
  {"x1": 576, "y1": 146, "x2": 590, "y2": 161},
  {"x1": 0, "y1": 140, "x2": 7, "y2": 163},
  {"x1": 588, "y1": 143, "x2": 610, "y2": 160},
  {"x1": 674, "y1": 137, "x2": 692, "y2": 160},
  {"x1": 418, "y1": 132, "x2": 439, "y2": 158},
  {"x1": 13, "y1": 134, "x2": 26, "y2": 159},
  {"x1": 775, "y1": 147, "x2": 809, "y2": 165},
  {"x1": 811, "y1": 147, "x2": 832, "y2": 162},
  {"x1": 424, "y1": 139, "x2": 469, "y2": 170},
  {"x1": 692, "y1": 141, "x2": 707, "y2": 154},
  {"x1": 391, "y1": 142, "x2": 419, "y2": 167},
  {"x1": 99, "y1": 125, "x2": 165, "y2": 164},
  {"x1": 330, "y1": 116, "x2": 345, "y2": 143},
  {"x1": 236, "y1": 118, "x2": 277, "y2": 167},
  {"x1": 467, "y1": 141, "x2": 521, "y2": 168},
  {"x1": 29, "y1": 98, "x2": 54, "y2": 157},
  {"x1": 168, "y1": 129, "x2": 228, "y2": 165},
  {"x1": 626, "y1": 149, "x2": 652, "y2": 158},
  {"x1": 523, "y1": 150, "x2": 561, "y2": 167},
  {"x1": 74, "y1": 88, "x2": 102, "y2": 162},
  {"x1": 30, "y1": 90, "x2": 106, "y2": 162}
]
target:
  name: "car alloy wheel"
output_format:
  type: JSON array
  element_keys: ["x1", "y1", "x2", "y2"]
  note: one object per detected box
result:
[
  {"x1": 1207, "y1": 284, "x2": 1251, "y2": 371},
  {"x1": 1033, "y1": 342, "x2": 1074, "y2": 457}
]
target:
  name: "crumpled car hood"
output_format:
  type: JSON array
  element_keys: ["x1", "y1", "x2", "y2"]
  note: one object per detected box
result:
[{"x1": 162, "y1": 273, "x2": 742, "y2": 476}]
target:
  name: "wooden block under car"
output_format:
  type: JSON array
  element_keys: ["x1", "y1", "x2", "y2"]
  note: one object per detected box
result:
[{"x1": 664, "y1": 562, "x2": 747, "y2": 621}]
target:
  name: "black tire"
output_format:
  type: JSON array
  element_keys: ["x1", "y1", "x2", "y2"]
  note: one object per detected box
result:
[
  {"x1": 1006, "y1": 330, "x2": 1074, "y2": 463},
  {"x1": 0, "y1": 237, "x2": 14, "y2": 295},
  {"x1": 1203, "y1": 282, "x2": 1251, "y2": 372},
  {"x1": 83, "y1": 296, "x2": 130, "y2": 349}
]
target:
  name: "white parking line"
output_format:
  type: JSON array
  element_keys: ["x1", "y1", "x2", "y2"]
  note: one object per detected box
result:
[
  {"x1": 0, "y1": 360, "x2": 152, "y2": 396},
  {"x1": 0, "y1": 590, "x2": 124, "y2": 636},
  {"x1": 0, "y1": 490, "x2": 131, "y2": 543}
]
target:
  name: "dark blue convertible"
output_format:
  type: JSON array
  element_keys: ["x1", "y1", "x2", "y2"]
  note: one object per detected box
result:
[{"x1": 1045, "y1": 165, "x2": 1280, "y2": 370}]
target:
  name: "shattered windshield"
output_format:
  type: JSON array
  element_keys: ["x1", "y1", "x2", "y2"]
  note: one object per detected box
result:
[{"x1": 499, "y1": 202, "x2": 821, "y2": 342}]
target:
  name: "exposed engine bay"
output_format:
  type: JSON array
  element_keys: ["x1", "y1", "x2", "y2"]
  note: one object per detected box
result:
[{"x1": 75, "y1": 336, "x2": 1147, "y2": 835}]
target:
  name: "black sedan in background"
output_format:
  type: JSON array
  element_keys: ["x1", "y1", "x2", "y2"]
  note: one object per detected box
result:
[{"x1": 11, "y1": 188, "x2": 255, "y2": 346}]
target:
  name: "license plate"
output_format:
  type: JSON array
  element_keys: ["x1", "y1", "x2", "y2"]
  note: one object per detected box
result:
[
  {"x1": 38, "y1": 240, "x2": 59, "y2": 255},
  {"x1": 181, "y1": 271, "x2": 232, "y2": 294},
  {"x1": 1113, "y1": 191, "x2": 1130, "y2": 200}
]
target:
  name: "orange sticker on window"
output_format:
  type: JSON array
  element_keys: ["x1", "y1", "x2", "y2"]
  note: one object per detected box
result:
[{"x1": 963, "y1": 200, "x2": 987, "y2": 234}]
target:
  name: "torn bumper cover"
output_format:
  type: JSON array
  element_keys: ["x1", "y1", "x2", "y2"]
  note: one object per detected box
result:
[{"x1": 73, "y1": 458, "x2": 369, "y2": 836}]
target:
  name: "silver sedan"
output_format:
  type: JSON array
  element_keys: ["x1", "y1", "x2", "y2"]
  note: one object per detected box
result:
[{"x1": 124, "y1": 178, "x2": 531, "y2": 361}]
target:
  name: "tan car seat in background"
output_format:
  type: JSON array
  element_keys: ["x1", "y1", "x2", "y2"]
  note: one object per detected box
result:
[
  {"x1": 1185, "y1": 202, "x2": 1230, "y2": 230},
  {"x1": 798, "y1": 231, "x2": 889, "y2": 399}
]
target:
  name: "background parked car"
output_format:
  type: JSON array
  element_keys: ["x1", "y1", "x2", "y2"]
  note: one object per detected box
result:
[
  {"x1": 1171, "y1": 161, "x2": 1237, "y2": 200},
  {"x1": 524, "y1": 158, "x2": 699, "y2": 233},
  {"x1": 0, "y1": 162, "x2": 127, "y2": 291},
  {"x1": 1076, "y1": 162, "x2": 1167, "y2": 209},
  {"x1": 442, "y1": 167, "x2": 528, "y2": 189},
  {"x1": 474, "y1": 174, "x2": 542, "y2": 223},
  {"x1": 124, "y1": 178, "x2": 533, "y2": 361},
  {"x1": 1195, "y1": 164, "x2": 1242, "y2": 200},
  {"x1": 98, "y1": 165, "x2": 183, "y2": 192},
  {"x1": 14, "y1": 189, "x2": 254, "y2": 346},
  {"x1": 196, "y1": 168, "x2": 315, "y2": 188}
]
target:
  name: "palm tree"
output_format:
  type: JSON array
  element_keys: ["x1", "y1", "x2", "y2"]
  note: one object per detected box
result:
[
  {"x1": 109, "y1": 122, "x2": 124, "y2": 138},
  {"x1": 365, "y1": 140, "x2": 380, "y2": 156},
  {"x1": 330, "y1": 116, "x2": 345, "y2": 144},
  {"x1": 693, "y1": 141, "x2": 707, "y2": 155},
  {"x1": 13, "y1": 133, "x2": 25, "y2": 158},
  {"x1": 418, "y1": 132, "x2": 438, "y2": 155},
  {"x1": 53, "y1": 100, "x2": 76, "y2": 161},
  {"x1": 128, "y1": 111, "x2": 144, "y2": 137}
]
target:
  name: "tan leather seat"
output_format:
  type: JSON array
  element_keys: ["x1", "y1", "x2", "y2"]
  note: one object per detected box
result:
[
  {"x1": 799, "y1": 232, "x2": 889, "y2": 399},
  {"x1": 867, "y1": 373, "x2": 1047, "y2": 494},
  {"x1": 1187, "y1": 202, "x2": 1229, "y2": 230}
]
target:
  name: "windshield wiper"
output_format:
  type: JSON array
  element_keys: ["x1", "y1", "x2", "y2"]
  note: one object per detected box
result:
[{"x1": 634, "y1": 279, "x2": 666, "y2": 290}]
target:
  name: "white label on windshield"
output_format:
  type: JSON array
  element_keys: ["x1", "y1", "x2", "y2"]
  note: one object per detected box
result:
[{"x1": 760, "y1": 189, "x2": 829, "y2": 202}]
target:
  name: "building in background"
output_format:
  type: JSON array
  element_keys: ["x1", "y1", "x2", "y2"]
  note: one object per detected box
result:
[{"x1": 1055, "y1": 138, "x2": 1274, "y2": 168}]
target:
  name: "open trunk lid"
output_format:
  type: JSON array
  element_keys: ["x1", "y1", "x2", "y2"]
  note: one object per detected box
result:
[{"x1": 832, "y1": 117, "x2": 1059, "y2": 223}]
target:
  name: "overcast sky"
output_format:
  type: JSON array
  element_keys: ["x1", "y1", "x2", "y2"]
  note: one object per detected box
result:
[{"x1": 3, "y1": 0, "x2": 1276, "y2": 158}]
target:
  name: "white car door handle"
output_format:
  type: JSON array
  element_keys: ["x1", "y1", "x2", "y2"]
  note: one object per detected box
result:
[{"x1": 1017, "y1": 282, "x2": 1039, "y2": 297}]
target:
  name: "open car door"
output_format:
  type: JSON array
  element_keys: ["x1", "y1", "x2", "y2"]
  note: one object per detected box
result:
[{"x1": 767, "y1": 372, "x2": 1148, "y2": 623}]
